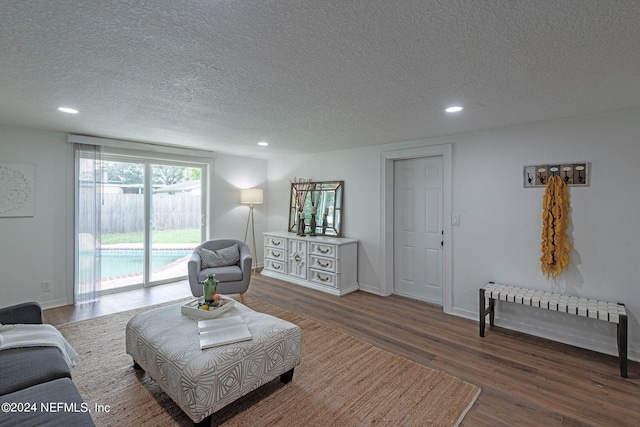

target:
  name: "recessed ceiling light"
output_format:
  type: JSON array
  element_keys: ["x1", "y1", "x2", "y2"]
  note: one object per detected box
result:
[
  {"x1": 257, "y1": 141, "x2": 269, "y2": 146},
  {"x1": 445, "y1": 106, "x2": 464, "y2": 113},
  {"x1": 58, "y1": 107, "x2": 79, "y2": 114}
]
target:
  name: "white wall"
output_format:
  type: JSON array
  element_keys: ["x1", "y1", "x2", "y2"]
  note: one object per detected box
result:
[
  {"x1": 0, "y1": 125, "x2": 268, "y2": 308},
  {"x1": 211, "y1": 153, "x2": 268, "y2": 266},
  {"x1": 0, "y1": 126, "x2": 70, "y2": 308},
  {"x1": 266, "y1": 108, "x2": 640, "y2": 361}
]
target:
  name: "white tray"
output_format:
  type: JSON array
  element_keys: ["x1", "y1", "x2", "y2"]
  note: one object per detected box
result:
[{"x1": 181, "y1": 296, "x2": 236, "y2": 320}]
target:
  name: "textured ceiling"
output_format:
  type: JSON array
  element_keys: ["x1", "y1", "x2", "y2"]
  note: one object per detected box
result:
[{"x1": 1, "y1": 1, "x2": 639, "y2": 158}]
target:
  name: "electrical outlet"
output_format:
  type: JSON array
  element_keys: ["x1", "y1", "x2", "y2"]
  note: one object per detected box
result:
[
  {"x1": 41, "y1": 281, "x2": 52, "y2": 292},
  {"x1": 452, "y1": 214, "x2": 460, "y2": 226}
]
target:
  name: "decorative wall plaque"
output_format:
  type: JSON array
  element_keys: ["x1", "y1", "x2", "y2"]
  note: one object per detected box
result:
[{"x1": 0, "y1": 162, "x2": 35, "y2": 217}]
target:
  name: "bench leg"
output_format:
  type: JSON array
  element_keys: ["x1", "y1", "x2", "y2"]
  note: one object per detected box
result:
[
  {"x1": 489, "y1": 297, "x2": 495, "y2": 326},
  {"x1": 280, "y1": 368, "x2": 294, "y2": 384},
  {"x1": 479, "y1": 289, "x2": 486, "y2": 337},
  {"x1": 480, "y1": 288, "x2": 496, "y2": 337},
  {"x1": 618, "y1": 313, "x2": 628, "y2": 378}
]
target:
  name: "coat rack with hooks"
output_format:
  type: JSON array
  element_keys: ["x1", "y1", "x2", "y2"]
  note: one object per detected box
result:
[{"x1": 523, "y1": 162, "x2": 589, "y2": 188}]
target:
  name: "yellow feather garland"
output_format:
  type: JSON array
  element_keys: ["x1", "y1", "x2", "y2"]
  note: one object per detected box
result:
[{"x1": 540, "y1": 175, "x2": 571, "y2": 279}]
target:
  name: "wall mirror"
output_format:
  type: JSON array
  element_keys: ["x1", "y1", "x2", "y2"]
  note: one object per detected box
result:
[{"x1": 288, "y1": 181, "x2": 343, "y2": 237}]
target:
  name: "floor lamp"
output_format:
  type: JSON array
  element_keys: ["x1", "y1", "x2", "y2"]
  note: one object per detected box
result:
[{"x1": 241, "y1": 188, "x2": 263, "y2": 274}]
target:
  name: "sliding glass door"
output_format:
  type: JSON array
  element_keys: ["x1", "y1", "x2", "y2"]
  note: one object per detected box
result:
[
  {"x1": 98, "y1": 159, "x2": 146, "y2": 292},
  {"x1": 76, "y1": 151, "x2": 206, "y2": 296},
  {"x1": 149, "y1": 163, "x2": 203, "y2": 284}
]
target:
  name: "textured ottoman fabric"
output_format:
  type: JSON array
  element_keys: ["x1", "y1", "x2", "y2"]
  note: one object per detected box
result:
[{"x1": 125, "y1": 300, "x2": 302, "y2": 423}]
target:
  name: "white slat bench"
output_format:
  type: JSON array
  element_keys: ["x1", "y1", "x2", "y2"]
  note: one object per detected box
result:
[{"x1": 479, "y1": 282, "x2": 628, "y2": 377}]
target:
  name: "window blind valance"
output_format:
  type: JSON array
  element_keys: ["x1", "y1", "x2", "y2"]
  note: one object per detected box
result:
[{"x1": 68, "y1": 134, "x2": 217, "y2": 160}]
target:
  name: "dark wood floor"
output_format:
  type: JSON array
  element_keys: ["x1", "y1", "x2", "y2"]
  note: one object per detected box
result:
[
  {"x1": 44, "y1": 280, "x2": 192, "y2": 325},
  {"x1": 45, "y1": 274, "x2": 640, "y2": 426}
]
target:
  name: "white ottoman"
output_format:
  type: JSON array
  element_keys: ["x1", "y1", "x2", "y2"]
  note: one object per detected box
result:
[{"x1": 125, "y1": 299, "x2": 302, "y2": 425}]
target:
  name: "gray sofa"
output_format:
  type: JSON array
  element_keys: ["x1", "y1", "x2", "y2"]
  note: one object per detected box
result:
[{"x1": 0, "y1": 302, "x2": 95, "y2": 427}]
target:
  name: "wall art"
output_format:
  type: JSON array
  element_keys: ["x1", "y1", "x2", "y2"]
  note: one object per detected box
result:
[{"x1": 0, "y1": 162, "x2": 35, "y2": 217}]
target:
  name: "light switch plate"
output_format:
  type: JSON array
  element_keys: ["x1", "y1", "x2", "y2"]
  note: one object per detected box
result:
[{"x1": 452, "y1": 214, "x2": 460, "y2": 226}]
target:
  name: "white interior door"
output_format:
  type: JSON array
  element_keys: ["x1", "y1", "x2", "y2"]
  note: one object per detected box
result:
[{"x1": 393, "y1": 156, "x2": 443, "y2": 304}]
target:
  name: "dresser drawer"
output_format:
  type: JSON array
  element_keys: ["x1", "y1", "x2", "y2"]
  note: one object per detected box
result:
[
  {"x1": 265, "y1": 235, "x2": 286, "y2": 249},
  {"x1": 309, "y1": 269, "x2": 338, "y2": 288},
  {"x1": 309, "y1": 242, "x2": 337, "y2": 258},
  {"x1": 264, "y1": 259, "x2": 286, "y2": 274},
  {"x1": 265, "y1": 247, "x2": 285, "y2": 261},
  {"x1": 309, "y1": 255, "x2": 336, "y2": 272}
]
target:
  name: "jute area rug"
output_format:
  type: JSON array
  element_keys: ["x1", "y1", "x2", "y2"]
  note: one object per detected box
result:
[{"x1": 57, "y1": 295, "x2": 480, "y2": 426}]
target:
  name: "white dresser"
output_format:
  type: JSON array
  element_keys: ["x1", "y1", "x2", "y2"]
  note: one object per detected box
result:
[{"x1": 261, "y1": 230, "x2": 358, "y2": 296}]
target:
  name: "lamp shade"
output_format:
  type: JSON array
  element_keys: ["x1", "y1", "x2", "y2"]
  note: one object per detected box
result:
[{"x1": 240, "y1": 188, "x2": 263, "y2": 204}]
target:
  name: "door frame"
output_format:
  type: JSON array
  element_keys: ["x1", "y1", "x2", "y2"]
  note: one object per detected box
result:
[{"x1": 380, "y1": 144, "x2": 452, "y2": 313}]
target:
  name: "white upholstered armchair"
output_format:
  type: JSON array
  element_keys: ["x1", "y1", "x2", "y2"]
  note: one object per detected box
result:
[{"x1": 187, "y1": 239, "x2": 252, "y2": 304}]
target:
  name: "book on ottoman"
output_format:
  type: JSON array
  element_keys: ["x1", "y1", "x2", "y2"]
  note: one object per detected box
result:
[{"x1": 198, "y1": 315, "x2": 252, "y2": 349}]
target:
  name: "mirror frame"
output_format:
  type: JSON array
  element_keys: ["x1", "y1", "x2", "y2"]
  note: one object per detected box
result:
[{"x1": 288, "y1": 181, "x2": 344, "y2": 237}]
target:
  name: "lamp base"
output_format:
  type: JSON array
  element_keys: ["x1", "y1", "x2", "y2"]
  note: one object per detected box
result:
[{"x1": 244, "y1": 204, "x2": 258, "y2": 275}]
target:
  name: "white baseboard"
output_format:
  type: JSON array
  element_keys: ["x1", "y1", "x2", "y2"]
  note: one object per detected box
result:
[
  {"x1": 451, "y1": 307, "x2": 476, "y2": 320},
  {"x1": 357, "y1": 282, "x2": 389, "y2": 296},
  {"x1": 40, "y1": 298, "x2": 69, "y2": 310}
]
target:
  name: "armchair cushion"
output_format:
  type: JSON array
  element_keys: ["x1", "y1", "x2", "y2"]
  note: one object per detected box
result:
[
  {"x1": 199, "y1": 243, "x2": 240, "y2": 268},
  {"x1": 198, "y1": 266, "x2": 243, "y2": 283}
]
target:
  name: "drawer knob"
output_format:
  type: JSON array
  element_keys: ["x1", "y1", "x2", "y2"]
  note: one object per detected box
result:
[
  {"x1": 317, "y1": 260, "x2": 330, "y2": 268},
  {"x1": 317, "y1": 273, "x2": 330, "y2": 282},
  {"x1": 318, "y1": 247, "x2": 330, "y2": 254},
  {"x1": 273, "y1": 240, "x2": 281, "y2": 246},
  {"x1": 272, "y1": 252, "x2": 281, "y2": 258},
  {"x1": 272, "y1": 263, "x2": 281, "y2": 270},
  {"x1": 294, "y1": 254, "x2": 302, "y2": 263}
]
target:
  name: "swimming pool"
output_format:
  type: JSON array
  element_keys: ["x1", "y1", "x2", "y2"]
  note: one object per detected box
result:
[{"x1": 81, "y1": 249, "x2": 193, "y2": 278}]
